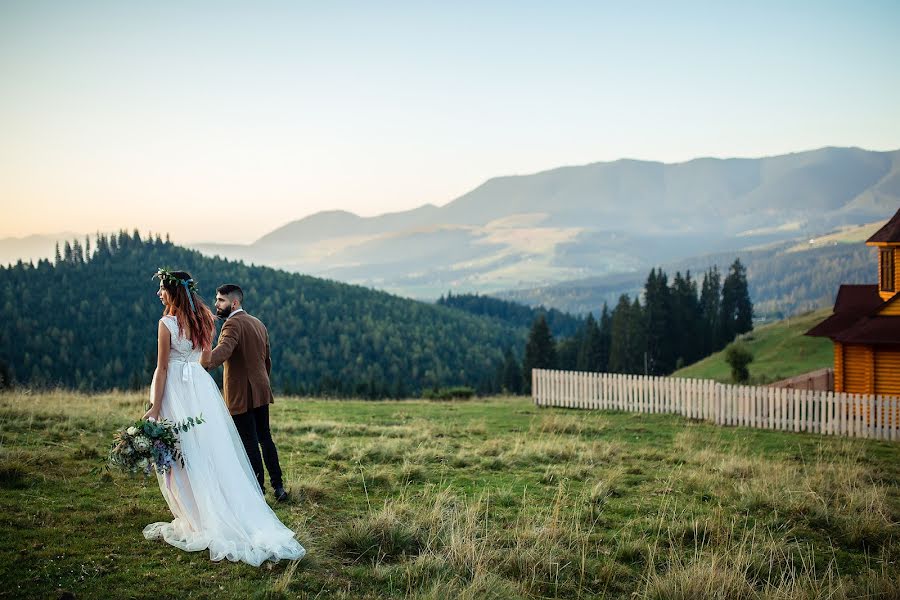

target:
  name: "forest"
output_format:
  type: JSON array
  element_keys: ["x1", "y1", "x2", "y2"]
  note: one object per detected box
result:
[
  {"x1": 0, "y1": 232, "x2": 525, "y2": 397},
  {"x1": 435, "y1": 263, "x2": 753, "y2": 394},
  {"x1": 0, "y1": 232, "x2": 752, "y2": 397}
]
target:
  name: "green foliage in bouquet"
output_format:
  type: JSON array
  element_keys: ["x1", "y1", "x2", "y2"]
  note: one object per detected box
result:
[{"x1": 108, "y1": 415, "x2": 205, "y2": 476}]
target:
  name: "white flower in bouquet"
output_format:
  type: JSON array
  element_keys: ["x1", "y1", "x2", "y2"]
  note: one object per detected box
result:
[{"x1": 108, "y1": 415, "x2": 206, "y2": 476}]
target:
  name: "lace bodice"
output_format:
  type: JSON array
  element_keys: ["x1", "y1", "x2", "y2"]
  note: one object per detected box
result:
[{"x1": 161, "y1": 316, "x2": 202, "y2": 363}]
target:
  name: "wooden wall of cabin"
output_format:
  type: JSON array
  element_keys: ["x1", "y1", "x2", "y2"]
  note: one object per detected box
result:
[
  {"x1": 834, "y1": 341, "x2": 844, "y2": 393},
  {"x1": 875, "y1": 346, "x2": 900, "y2": 395},
  {"x1": 842, "y1": 344, "x2": 874, "y2": 394}
]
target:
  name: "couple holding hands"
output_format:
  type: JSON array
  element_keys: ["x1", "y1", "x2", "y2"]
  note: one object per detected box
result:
[{"x1": 141, "y1": 268, "x2": 305, "y2": 566}]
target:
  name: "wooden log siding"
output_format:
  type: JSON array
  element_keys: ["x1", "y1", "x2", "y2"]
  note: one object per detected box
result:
[{"x1": 532, "y1": 369, "x2": 900, "y2": 442}]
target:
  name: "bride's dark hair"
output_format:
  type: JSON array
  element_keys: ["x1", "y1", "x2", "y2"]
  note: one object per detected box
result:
[{"x1": 157, "y1": 270, "x2": 215, "y2": 350}]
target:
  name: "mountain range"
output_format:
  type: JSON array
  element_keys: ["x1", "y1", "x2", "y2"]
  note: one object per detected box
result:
[
  {"x1": 497, "y1": 227, "x2": 876, "y2": 319},
  {"x1": 190, "y1": 146, "x2": 900, "y2": 298},
  {"x1": 0, "y1": 232, "x2": 81, "y2": 267},
  {"x1": 4, "y1": 147, "x2": 898, "y2": 305}
]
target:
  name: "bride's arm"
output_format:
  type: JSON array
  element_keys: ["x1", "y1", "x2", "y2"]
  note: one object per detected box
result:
[{"x1": 143, "y1": 320, "x2": 171, "y2": 421}]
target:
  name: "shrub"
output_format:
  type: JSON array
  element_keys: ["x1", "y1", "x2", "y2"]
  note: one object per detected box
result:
[
  {"x1": 725, "y1": 343, "x2": 753, "y2": 383},
  {"x1": 423, "y1": 386, "x2": 476, "y2": 400}
]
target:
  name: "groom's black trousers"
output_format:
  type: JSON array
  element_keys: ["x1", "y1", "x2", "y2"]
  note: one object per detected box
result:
[{"x1": 232, "y1": 404, "x2": 283, "y2": 492}]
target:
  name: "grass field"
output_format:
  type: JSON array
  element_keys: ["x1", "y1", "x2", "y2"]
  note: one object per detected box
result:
[
  {"x1": 673, "y1": 308, "x2": 834, "y2": 384},
  {"x1": 1, "y1": 390, "x2": 898, "y2": 599}
]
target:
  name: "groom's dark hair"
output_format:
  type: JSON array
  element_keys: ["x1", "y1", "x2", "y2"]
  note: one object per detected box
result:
[{"x1": 217, "y1": 283, "x2": 244, "y2": 303}]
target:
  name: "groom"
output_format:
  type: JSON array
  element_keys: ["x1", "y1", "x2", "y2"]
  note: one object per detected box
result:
[{"x1": 201, "y1": 283, "x2": 288, "y2": 502}]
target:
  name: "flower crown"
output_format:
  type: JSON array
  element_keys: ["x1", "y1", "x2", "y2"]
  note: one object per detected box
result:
[
  {"x1": 153, "y1": 267, "x2": 200, "y2": 313},
  {"x1": 153, "y1": 267, "x2": 198, "y2": 294}
]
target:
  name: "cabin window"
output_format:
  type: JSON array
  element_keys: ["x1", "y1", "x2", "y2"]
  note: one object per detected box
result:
[{"x1": 882, "y1": 248, "x2": 895, "y2": 292}]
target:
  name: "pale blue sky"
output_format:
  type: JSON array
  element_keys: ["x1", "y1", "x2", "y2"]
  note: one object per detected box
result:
[{"x1": 1, "y1": 1, "x2": 898, "y2": 242}]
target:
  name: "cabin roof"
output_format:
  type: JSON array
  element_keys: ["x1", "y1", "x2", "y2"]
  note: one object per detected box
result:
[
  {"x1": 867, "y1": 208, "x2": 900, "y2": 244},
  {"x1": 833, "y1": 316, "x2": 900, "y2": 345},
  {"x1": 834, "y1": 284, "x2": 884, "y2": 313},
  {"x1": 805, "y1": 284, "x2": 889, "y2": 340}
]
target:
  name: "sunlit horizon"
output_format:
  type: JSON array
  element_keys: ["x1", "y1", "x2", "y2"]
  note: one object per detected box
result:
[{"x1": 2, "y1": 1, "x2": 899, "y2": 244}]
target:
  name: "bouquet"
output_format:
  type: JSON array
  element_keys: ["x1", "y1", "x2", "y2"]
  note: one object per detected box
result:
[{"x1": 108, "y1": 416, "x2": 204, "y2": 475}]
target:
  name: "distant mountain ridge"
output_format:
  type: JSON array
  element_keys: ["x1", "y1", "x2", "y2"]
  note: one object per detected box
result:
[
  {"x1": 0, "y1": 232, "x2": 82, "y2": 266},
  {"x1": 192, "y1": 147, "x2": 900, "y2": 299},
  {"x1": 496, "y1": 227, "x2": 877, "y2": 319}
]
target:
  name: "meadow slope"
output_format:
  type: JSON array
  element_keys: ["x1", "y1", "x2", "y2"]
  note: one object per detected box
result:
[
  {"x1": 1, "y1": 391, "x2": 898, "y2": 599},
  {"x1": 674, "y1": 308, "x2": 834, "y2": 384}
]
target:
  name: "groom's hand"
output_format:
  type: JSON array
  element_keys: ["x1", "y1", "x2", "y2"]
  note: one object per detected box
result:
[
  {"x1": 200, "y1": 348, "x2": 213, "y2": 369},
  {"x1": 204, "y1": 319, "x2": 239, "y2": 369}
]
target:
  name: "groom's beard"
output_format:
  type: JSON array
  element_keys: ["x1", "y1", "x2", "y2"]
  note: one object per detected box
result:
[{"x1": 216, "y1": 306, "x2": 231, "y2": 320}]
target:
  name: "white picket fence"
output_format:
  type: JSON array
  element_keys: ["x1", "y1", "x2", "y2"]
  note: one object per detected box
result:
[{"x1": 532, "y1": 369, "x2": 900, "y2": 442}]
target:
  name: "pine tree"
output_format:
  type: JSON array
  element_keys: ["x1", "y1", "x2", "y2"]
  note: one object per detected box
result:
[
  {"x1": 576, "y1": 312, "x2": 603, "y2": 372},
  {"x1": 671, "y1": 270, "x2": 701, "y2": 368},
  {"x1": 502, "y1": 347, "x2": 522, "y2": 394},
  {"x1": 643, "y1": 268, "x2": 673, "y2": 375},
  {"x1": 556, "y1": 335, "x2": 580, "y2": 371},
  {"x1": 72, "y1": 240, "x2": 84, "y2": 264},
  {"x1": 608, "y1": 295, "x2": 646, "y2": 374},
  {"x1": 54, "y1": 243, "x2": 62, "y2": 266},
  {"x1": 598, "y1": 303, "x2": 611, "y2": 372},
  {"x1": 522, "y1": 315, "x2": 556, "y2": 393},
  {"x1": 733, "y1": 262, "x2": 753, "y2": 336},
  {"x1": 700, "y1": 267, "x2": 722, "y2": 353},
  {"x1": 721, "y1": 259, "x2": 753, "y2": 345}
]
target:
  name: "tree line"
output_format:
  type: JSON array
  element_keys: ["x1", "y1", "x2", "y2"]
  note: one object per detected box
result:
[
  {"x1": 514, "y1": 261, "x2": 753, "y2": 393},
  {"x1": 0, "y1": 232, "x2": 753, "y2": 398},
  {"x1": 0, "y1": 231, "x2": 526, "y2": 397},
  {"x1": 437, "y1": 291, "x2": 583, "y2": 338}
]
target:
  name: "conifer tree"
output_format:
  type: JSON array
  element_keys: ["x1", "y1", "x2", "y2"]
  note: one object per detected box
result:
[
  {"x1": 522, "y1": 315, "x2": 556, "y2": 393},
  {"x1": 598, "y1": 303, "x2": 611, "y2": 372},
  {"x1": 608, "y1": 294, "x2": 646, "y2": 374},
  {"x1": 671, "y1": 270, "x2": 701, "y2": 368},
  {"x1": 699, "y1": 267, "x2": 722, "y2": 354},
  {"x1": 576, "y1": 312, "x2": 603, "y2": 372},
  {"x1": 721, "y1": 259, "x2": 753, "y2": 345},
  {"x1": 502, "y1": 347, "x2": 522, "y2": 394},
  {"x1": 643, "y1": 268, "x2": 673, "y2": 375}
]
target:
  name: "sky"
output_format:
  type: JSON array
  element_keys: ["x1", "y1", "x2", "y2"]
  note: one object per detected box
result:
[{"x1": 1, "y1": 1, "x2": 899, "y2": 244}]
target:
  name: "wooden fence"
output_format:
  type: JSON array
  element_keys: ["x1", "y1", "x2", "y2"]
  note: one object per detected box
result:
[{"x1": 532, "y1": 369, "x2": 900, "y2": 442}]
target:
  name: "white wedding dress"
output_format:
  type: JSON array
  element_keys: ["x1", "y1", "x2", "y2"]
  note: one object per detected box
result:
[{"x1": 142, "y1": 315, "x2": 306, "y2": 566}]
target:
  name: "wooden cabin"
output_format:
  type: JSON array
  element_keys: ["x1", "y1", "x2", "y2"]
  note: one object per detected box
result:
[{"x1": 806, "y1": 208, "x2": 900, "y2": 395}]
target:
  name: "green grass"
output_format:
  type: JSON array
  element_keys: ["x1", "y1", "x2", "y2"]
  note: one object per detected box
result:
[
  {"x1": 673, "y1": 308, "x2": 835, "y2": 384},
  {"x1": 1, "y1": 390, "x2": 899, "y2": 599}
]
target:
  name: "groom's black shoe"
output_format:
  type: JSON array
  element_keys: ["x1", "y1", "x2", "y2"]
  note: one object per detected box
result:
[{"x1": 274, "y1": 486, "x2": 289, "y2": 502}]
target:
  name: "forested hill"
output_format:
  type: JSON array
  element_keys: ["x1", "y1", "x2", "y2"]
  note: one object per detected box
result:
[
  {"x1": 436, "y1": 292, "x2": 584, "y2": 338},
  {"x1": 0, "y1": 231, "x2": 526, "y2": 396}
]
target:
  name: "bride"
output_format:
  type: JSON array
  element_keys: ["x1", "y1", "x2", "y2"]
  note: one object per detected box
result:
[{"x1": 141, "y1": 268, "x2": 306, "y2": 566}]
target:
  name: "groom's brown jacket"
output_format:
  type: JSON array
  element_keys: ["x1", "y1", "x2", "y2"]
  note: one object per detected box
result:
[{"x1": 203, "y1": 311, "x2": 274, "y2": 416}]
